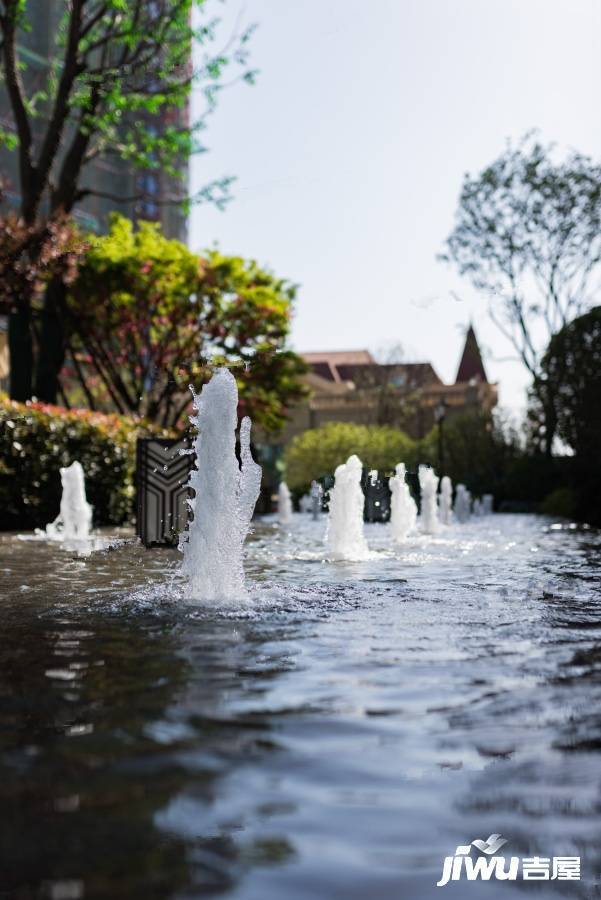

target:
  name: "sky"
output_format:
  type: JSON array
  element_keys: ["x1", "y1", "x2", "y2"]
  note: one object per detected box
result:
[{"x1": 189, "y1": 0, "x2": 601, "y2": 414}]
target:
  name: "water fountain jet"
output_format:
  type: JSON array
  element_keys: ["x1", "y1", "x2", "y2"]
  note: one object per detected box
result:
[
  {"x1": 278, "y1": 482, "x2": 293, "y2": 523},
  {"x1": 389, "y1": 463, "x2": 417, "y2": 541},
  {"x1": 438, "y1": 475, "x2": 453, "y2": 525},
  {"x1": 418, "y1": 465, "x2": 440, "y2": 535},
  {"x1": 179, "y1": 368, "x2": 261, "y2": 603},
  {"x1": 453, "y1": 483, "x2": 471, "y2": 523},
  {"x1": 46, "y1": 461, "x2": 92, "y2": 540},
  {"x1": 325, "y1": 455, "x2": 370, "y2": 560}
]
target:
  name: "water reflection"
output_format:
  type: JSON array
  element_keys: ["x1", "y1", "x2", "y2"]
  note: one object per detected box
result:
[{"x1": 0, "y1": 516, "x2": 600, "y2": 898}]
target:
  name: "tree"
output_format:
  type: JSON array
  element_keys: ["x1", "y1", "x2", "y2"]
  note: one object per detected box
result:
[
  {"x1": 442, "y1": 136, "x2": 601, "y2": 453},
  {"x1": 542, "y1": 307, "x2": 601, "y2": 463},
  {"x1": 0, "y1": 196, "x2": 86, "y2": 401},
  {"x1": 64, "y1": 214, "x2": 307, "y2": 431},
  {"x1": 0, "y1": 0, "x2": 256, "y2": 401},
  {"x1": 284, "y1": 421, "x2": 418, "y2": 492},
  {"x1": 420, "y1": 410, "x2": 522, "y2": 500},
  {"x1": 538, "y1": 307, "x2": 601, "y2": 525}
]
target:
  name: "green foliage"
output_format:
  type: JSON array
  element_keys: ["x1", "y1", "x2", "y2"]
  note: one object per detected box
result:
[
  {"x1": 542, "y1": 306, "x2": 601, "y2": 462},
  {"x1": 540, "y1": 487, "x2": 578, "y2": 520},
  {"x1": 538, "y1": 306, "x2": 601, "y2": 525},
  {"x1": 65, "y1": 214, "x2": 307, "y2": 430},
  {"x1": 0, "y1": 395, "x2": 169, "y2": 530},
  {"x1": 0, "y1": 0, "x2": 257, "y2": 217},
  {"x1": 284, "y1": 422, "x2": 418, "y2": 492},
  {"x1": 0, "y1": 208, "x2": 86, "y2": 311},
  {"x1": 420, "y1": 412, "x2": 522, "y2": 500},
  {"x1": 442, "y1": 135, "x2": 601, "y2": 452}
]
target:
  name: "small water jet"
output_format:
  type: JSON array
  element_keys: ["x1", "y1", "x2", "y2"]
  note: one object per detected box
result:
[
  {"x1": 418, "y1": 465, "x2": 440, "y2": 535},
  {"x1": 482, "y1": 493, "x2": 494, "y2": 514},
  {"x1": 278, "y1": 482, "x2": 293, "y2": 523},
  {"x1": 46, "y1": 461, "x2": 92, "y2": 540},
  {"x1": 438, "y1": 475, "x2": 453, "y2": 525},
  {"x1": 325, "y1": 454, "x2": 370, "y2": 560},
  {"x1": 453, "y1": 483, "x2": 471, "y2": 523},
  {"x1": 179, "y1": 368, "x2": 261, "y2": 603},
  {"x1": 310, "y1": 479, "x2": 323, "y2": 521},
  {"x1": 389, "y1": 463, "x2": 417, "y2": 541}
]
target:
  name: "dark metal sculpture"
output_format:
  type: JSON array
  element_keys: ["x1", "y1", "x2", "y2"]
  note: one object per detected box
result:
[
  {"x1": 318, "y1": 468, "x2": 393, "y2": 522},
  {"x1": 362, "y1": 470, "x2": 392, "y2": 522},
  {"x1": 136, "y1": 437, "x2": 193, "y2": 547}
]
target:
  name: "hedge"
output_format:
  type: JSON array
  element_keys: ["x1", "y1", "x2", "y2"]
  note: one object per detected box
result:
[
  {"x1": 0, "y1": 395, "x2": 171, "y2": 530},
  {"x1": 284, "y1": 421, "x2": 418, "y2": 492}
]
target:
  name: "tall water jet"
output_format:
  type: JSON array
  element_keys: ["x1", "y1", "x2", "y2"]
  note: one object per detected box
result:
[
  {"x1": 389, "y1": 463, "x2": 417, "y2": 542},
  {"x1": 46, "y1": 461, "x2": 92, "y2": 540},
  {"x1": 453, "y1": 483, "x2": 471, "y2": 523},
  {"x1": 278, "y1": 481, "x2": 293, "y2": 523},
  {"x1": 418, "y1": 465, "x2": 440, "y2": 535},
  {"x1": 179, "y1": 368, "x2": 261, "y2": 603},
  {"x1": 438, "y1": 475, "x2": 453, "y2": 525},
  {"x1": 325, "y1": 454, "x2": 370, "y2": 560}
]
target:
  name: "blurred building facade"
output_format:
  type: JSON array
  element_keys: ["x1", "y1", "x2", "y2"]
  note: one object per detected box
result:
[
  {"x1": 260, "y1": 325, "x2": 497, "y2": 457},
  {"x1": 0, "y1": 0, "x2": 188, "y2": 241}
]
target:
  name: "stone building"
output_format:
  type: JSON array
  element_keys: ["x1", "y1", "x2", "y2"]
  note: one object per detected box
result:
[{"x1": 260, "y1": 325, "x2": 497, "y2": 462}]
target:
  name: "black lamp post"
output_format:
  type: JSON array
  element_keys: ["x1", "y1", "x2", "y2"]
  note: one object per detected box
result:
[{"x1": 434, "y1": 399, "x2": 448, "y2": 474}]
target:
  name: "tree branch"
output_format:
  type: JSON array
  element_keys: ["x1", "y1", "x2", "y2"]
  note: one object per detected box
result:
[
  {"x1": 36, "y1": 1, "x2": 87, "y2": 186},
  {"x1": 0, "y1": 2, "x2": 35, "y2": 218}
]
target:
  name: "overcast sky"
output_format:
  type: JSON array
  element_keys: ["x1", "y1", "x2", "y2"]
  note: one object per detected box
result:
[{"x1": 189, "y1": 0, "x2": 601, "y2": 414}]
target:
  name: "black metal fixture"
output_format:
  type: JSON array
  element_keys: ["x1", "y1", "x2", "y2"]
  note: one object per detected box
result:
[
  {"x1": 361, "y1": 469, "x2": 392, "y2": 522},
  {"x1": 319, "y1": 469, "x2": 392, "y2": 522},
  {"x1": 136, "y1": 437, "x2": 193, "y2": 547}
]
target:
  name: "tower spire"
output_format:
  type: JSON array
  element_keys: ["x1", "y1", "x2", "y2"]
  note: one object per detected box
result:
[{"x1": 455, "y1": 324, "x2": 488, "y2": 383}]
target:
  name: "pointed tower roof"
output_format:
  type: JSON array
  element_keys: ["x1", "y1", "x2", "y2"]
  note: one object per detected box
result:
[{"x1": 455, "y1": 325, "x2": 488, "y2": 383}]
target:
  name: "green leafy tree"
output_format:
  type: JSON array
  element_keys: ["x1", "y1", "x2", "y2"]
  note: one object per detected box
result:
[
  {"x1": 284, "y1": 421, "x2": 418, "y2": 492},
  {"x1": 65, "y1": 214, "x2": 307, "y2": 430},
  {"x1": 420, "y1": 411, "x2": 522, "y2": 500},
  {"x1": 0, "y1": 193, "x2": 87, "y2": 404},
  {"x1": 542, "y1": 306, "x2": 601, "y2": 464},
  {"x1": 0, "y1": 0, "x2": 256, "y2": 401},
  {"x1": 537, "y1": 307, "x2": 601, "y2": 524},
  {"x1": 442, "y1": 136, "x2": 601, "y2": 453}
]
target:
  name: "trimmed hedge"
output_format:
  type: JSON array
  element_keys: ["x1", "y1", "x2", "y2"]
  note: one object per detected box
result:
[
  {"x1": 0, "y1": 395, "x2": 170, "y2": 530},
  {"x1": 284, "y1": 421, "x2": 418, "y2": 492}
]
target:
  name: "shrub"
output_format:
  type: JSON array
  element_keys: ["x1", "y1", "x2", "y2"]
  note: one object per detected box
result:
[
  {"x1": 420, "y1": 412, "x2": 523, "y2": 501},
  {"x1": 540, "y1": 487, "x2": 578, "y2": 520},
  {"x1": 542, "y1": 306, "x2": 601, "y2": 463},
  {"x1": 284, "y1": 422, "x2": 418, "y2": 492},
  {"x1": 0, "y1": 396, "x2": 170, "y2": 530}
]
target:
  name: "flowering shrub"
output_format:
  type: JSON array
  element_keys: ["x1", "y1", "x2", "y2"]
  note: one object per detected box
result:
[{"x1": 0, "y1": 395, "x2": 170, "y2": 530}]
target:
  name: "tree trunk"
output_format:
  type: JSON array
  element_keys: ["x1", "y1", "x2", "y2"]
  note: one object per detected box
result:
[
  {"x1": 34, "y1": 278, "x2": 67, "y2": 404},
  {"x1": 8, "y1": 306, "x2": 34, "y2": 402}
]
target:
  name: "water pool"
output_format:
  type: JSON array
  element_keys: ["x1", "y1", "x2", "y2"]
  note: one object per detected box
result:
[{"x1": 1, "y1": 514, "x2": 600, "y2": 899}]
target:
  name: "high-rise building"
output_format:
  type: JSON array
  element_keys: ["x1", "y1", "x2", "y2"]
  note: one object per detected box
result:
[{"x1": 0, "y1": 0, "x2": 188, "y2": 241}]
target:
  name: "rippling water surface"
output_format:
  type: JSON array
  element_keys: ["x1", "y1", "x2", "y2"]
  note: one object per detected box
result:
[{"x1": 1, "y1": 514, "x2": 600, "y2": 899}]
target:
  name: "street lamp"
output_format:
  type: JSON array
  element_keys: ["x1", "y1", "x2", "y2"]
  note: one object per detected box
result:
[{"x1": 434, "y1": 399, "x2": 448, "y2": 474}]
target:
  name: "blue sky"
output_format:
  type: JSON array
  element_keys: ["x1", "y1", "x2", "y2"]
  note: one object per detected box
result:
[{"x1": 190, "y1": 0, "x2": 601, "y2": 413}]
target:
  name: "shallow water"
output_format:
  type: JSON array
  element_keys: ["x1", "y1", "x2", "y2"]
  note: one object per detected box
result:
[{"x1": 1, "y1": 514, "x2": 600, "y2": 899}]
